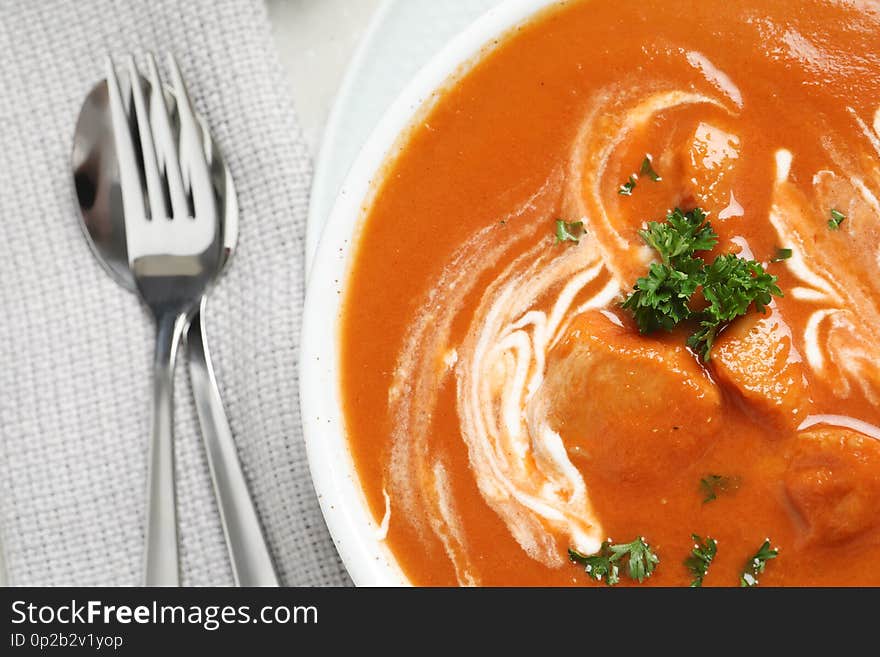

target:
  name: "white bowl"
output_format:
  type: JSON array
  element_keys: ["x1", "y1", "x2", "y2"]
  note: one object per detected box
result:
[{"x1": 300, "y1": 0, "x2": 559, "y2": 586}]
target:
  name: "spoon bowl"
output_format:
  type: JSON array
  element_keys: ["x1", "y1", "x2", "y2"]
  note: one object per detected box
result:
[{"x1": 72, "y1": 75, "x2": 237, "y2": 286}]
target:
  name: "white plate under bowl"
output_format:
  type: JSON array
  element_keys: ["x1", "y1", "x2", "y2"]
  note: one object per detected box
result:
[{"x1": 300, "y1": 0, "x2": 561, "y2": 586}]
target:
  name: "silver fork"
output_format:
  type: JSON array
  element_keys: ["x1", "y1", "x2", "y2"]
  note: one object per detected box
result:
[{"x1": 106, "y1": 54, "x2": 224, "y2": 586}]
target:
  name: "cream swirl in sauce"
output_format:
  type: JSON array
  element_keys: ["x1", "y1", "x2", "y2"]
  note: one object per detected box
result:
[{"x1": 383, "y1": 47, "x2": 880, "y2": 585}]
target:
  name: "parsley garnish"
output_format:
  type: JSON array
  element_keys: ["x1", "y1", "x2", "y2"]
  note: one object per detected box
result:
[
  {"x1": 619, "y1": 155, "x2": 662, "y2": 196},
  {"x1": 640, "y1": 155, "x2": 662, "y2": 182},
  {"x1": 554, "y1": 219, "x2": 584, "y2": 244},
  {"x1": 771, "y1": 247, "x2": 793, "y2": 262},
  {"x1": 638, "y1": 207, "x2": 717, "y2": 266},
  {"x1": 699, "y1": 474, "x2": 739, "y2": 503},
  {"x1": 828, "y1": 208, "x2": 846, "y2": 230},
  {"x1": 569, "y1": 544, "x2": 619, "y2": 585},
  {"x1": 569, "y1": 537, "x2": 659, "y2": 586},
  {"x1": 616, "y1": 537, "x2": 660, "y2": 582},
  {"x1": 687, "y1": 254, "x2": 780, "y2": 358},
  {"x1": 684, "y1": 534, "x2": 717, "y2": 587},
  {"x1": 619, "y1": 175, "x2": 637, "y2": 196},
  {"x1": 622, "y1": 207, "x2": 782, "y2": 360},
  {"x1": 739, "y1": 539, "x2": 778, "y2": 587}
]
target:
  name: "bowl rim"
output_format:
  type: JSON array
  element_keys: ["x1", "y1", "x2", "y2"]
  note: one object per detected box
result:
[{"x1": 299, "y1": 0, "x2": 561, "y2": 586}]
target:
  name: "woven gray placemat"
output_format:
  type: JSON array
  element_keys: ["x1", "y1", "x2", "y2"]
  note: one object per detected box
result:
[{"x1": 0, "y1": 0, "x2": 350, "y2": 586}]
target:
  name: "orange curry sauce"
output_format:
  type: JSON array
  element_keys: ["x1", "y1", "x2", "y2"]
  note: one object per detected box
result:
[{"x1": 340, "y1": 0, "x2": 880, "y2": 585}]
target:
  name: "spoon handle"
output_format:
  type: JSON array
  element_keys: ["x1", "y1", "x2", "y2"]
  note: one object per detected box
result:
[
  {"x1": 144, "y1": 311, "x2": 185, "y2": 587},
  {"x1": 187, "y1": 297, "x2": 279, "y2": 586}
]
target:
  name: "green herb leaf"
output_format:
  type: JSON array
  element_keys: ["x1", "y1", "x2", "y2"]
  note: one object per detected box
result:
[
  {"x1": 828, "y1": 208, "x2": 846, "y2": 230},
  {"x1": 640, "y1": 155, "x2": 662, "y2": 182},
  {"x1": 619, "y1": 175, "x2": 638, "y2": 196},
  {"x1": 687, "y1": 254, "x2": 781, "y2": 360},
  {"x1": 569, "y1": 537, "x2": 659, "y2": 585},
  {"x1": 684, "y1": 534, "x2": 717, "y2": 587},
  {"x1": 739, "y1": 539, "x2": 779, "y2": 587},
  {"x1": 621, "y1": 207, "x2": 782, "y2": 358},
  {"x1": 699, "y1": 474, "x2": 739, "y2": 503},
  {"x1": 638, "y1": 207, "x2": 717, "y2": 266},
  {"x1": 610, "y1": 537, "x2": 660, "y2": 582},
  {"x1": 771, "y1": 247, "x2": 793, "y2": 262},
  {"x1": 555, "y1": 219, "x2": 584, "y2": 244},
  {"x1": 569, "y1": 544, "x2": 619, "y2": 586},
  {"x1": 621, "y1": 261, "x2": 699, "y2": 333}
]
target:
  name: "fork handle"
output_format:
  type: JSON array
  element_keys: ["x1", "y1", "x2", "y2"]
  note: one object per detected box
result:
[
  {"x1": 144, "y1": 311, "x2": 187, "y2": 586},
  {"x1": 187, "y1": 298, "x2": 280, "y2": 586}
]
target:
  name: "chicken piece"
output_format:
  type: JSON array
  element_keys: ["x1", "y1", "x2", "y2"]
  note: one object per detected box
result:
[
  {"x1": 712, "y1": 310, "x2": 811, "y2": 429},
  {"x1": 785, "y1": 428, "x2": 880, "y2": 544},
  {"x1": 680, "y1": 121, "x2": 741, "y2": 214},
  {"x1": 538, "y1": 311, "x2": 722, "y2": 481}
]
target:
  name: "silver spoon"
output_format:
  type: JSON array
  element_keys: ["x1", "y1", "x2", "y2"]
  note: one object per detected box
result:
[{"x1": 72, "y1": 67, "x2": 279, "y2": 586}]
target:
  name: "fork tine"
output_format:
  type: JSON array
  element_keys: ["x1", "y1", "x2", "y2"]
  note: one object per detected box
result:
[
  {"x1": 127, "y1": 56, "x2": 167, "y2": 221},
  {"x1": 145, "y1": 52, "x2": 188, "y2": 218},
  {"x1": 166, "y1": 53, "x2": 216, "y2": 222},
  {"x1": 105, "y1": 56, "x2": 146, "y2": 223}
]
